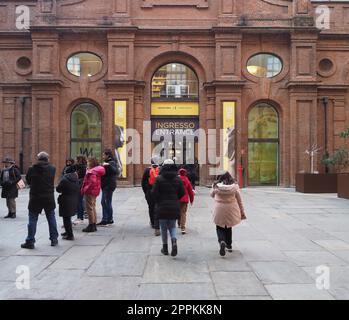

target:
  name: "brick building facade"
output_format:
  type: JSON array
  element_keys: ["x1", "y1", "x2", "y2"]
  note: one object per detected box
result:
[{"x1": 0, "y1": 0, "x2": 348, "y2": 187}]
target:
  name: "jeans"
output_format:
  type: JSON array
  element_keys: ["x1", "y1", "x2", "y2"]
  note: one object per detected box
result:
[
  {"x1": 159, "y1": 219, "x2": 177, "y2": 245},
  {"x1": 216, "y1": 226, "x2": 232, "y2": 248},
  {"x1": 77, "y1": 194, "x2": 85, "y2": 220},
  {"x1": 101, "y1": 188, "x2": 114, "y2": 222},
  {"x1": 26, "y1": 210, "x2": 59, "y2": 244}
]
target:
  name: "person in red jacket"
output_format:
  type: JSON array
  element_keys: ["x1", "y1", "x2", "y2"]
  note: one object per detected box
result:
[
  {"x1": 178, "y1": 168, "x2": 194, "y2": 234},
  {"x1": 81, "y1": 157, "x2": 105, "y2": 233}
]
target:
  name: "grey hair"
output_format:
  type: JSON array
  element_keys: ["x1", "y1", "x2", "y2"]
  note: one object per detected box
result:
[{"x1": 37, "y1": 151, "x2": 49, "y2": 160}]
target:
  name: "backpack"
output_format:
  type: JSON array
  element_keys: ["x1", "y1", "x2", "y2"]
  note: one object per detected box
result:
[{"x1": 148, "y1": 167, "x2": 160, "y2": 186}]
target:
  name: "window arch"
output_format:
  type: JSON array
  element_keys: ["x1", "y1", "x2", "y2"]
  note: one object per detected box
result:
[
  {"x1": 70, "y1": 102, "x2": 102, "y2": 159},
  {"x1": 248, "y1": 103, "x2": 279, "y2": 186},
  {"x1": 151, "y1": 63, "x2": 199, "y2": 100}
]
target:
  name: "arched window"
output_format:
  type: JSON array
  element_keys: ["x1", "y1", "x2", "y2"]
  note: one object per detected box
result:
[
  {"x1": 71, "y1": 103, "x2": 102, "y2": 159},
  {"x1": 248, "y1": 103, "x2": 279, "y2": 185},
  {"x1": 152, "y1": 63, "x2": 198, "y2": 100}
]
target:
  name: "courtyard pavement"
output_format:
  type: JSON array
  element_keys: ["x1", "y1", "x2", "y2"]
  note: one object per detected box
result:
[{"x1": 0, "y1": 187, "x2": 349, "y2": 300}]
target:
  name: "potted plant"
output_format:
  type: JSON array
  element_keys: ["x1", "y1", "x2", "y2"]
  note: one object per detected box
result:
[
  {"x1": 296, "y1": 144, "x2": 338, "y2": 193},
  {"x1": 322, "y1": 128, "x2": 349, "y2": 199}
]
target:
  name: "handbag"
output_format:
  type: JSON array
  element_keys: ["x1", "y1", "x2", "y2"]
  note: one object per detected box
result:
[{"x1": 16, "y1": 179, "x2": 26, "y2": 190}]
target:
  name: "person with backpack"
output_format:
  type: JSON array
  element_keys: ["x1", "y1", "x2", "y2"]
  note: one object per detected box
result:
[
  {"x1": 56, "y1": 172, "x2": 80, "y2": 240},
  {"x1": 210, "y1": 172, "x2": 246, "y2": 257},
  {"x1": 80, "y1": 157, "x2": 105, "y2": 233},
  {"x1": 142, "y1": 157, "x2": 161, "y2": 236},
  {"x1": 1, "y1": 157, "x2": 22, "y2": 219},
  {"x1": 73, "y1": 155, "x2": 87, "y2": 225},
  {"x1": 178, "y1": 168, "x2": 195, "y2": 235},
  {"x1": 152, "y1": 159, "x2": 185, "y2": 257},
  {"x1": 97, "y1": 149, "x2": 120, "y2": 226}
]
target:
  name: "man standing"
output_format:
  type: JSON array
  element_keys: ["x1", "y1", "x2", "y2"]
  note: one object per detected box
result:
[
  {"x1": 97, "y1": 149, "x2": 119, "y2": 226},
  {"x1": 21, "y1": 152, "x2": 59, "y2": 249},
  {"x1": 142, "y1": 157, "x2": 161, "y2": 236},
  {"x1": 1, "y1": 157, "x2": 21, "y2": 219}
]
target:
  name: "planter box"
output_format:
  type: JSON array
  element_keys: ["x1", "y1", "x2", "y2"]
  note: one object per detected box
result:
[
  {"x1": 338, "y1": 173, "x2": 349, "y2": 199},
  {"x1": 296, "y1": 173, "x2": 337, "y2": 193}
]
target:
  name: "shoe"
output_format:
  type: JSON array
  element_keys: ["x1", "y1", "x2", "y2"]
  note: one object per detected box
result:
[
  {"x1": 4, "y1": 213, "x2": 16, "y2": 219},
  {"x1": 21, "y1": 242, "x2": 35, "y2": 250},
  {"x1": 51, "y1": 239, "x2": 58, "y2": 247},
  {"x1": 171, "y1": 239, "x2": 178, "y2": 257},
  {"x1": 97, "y1": 221, "x2": 108, "y2": 227},
  {"x1": 61, "y1": 232, "x2": 67, "y2": 237},
  {"x1": 161, "y1": 244, "x2": 169, "y2": 256},
  {"x1": 83, "y1": 224, "x2": 97, "y2": 233},
  {"x1": 154, "y1": 229, "x2": 160, "y2": 237},
  {"x1": 219, "y1": 241, "x2": 226, "y2": 257},
  {"x1": 181, "y1": 229, "x2": 186, "y2": 235},
  {"x1": 62, "y1": 235, "x2": 75, "y2": 241},
  {"x1": 226, "y1": 246, "x2": 233, "y2": 253},
  {"x1": 106, "y1": 220, "x2": 114, "y2": 226}
]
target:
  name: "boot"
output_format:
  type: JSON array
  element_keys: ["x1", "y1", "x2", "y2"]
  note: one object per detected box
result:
[
  {"x1": 21, "y1": 242, "x2": 35, "y2": 250},
  {"x1": 219, "y1": 241, "x2": 226, "y2": 257},
  {"x1": 4, "y1": 212, "x2": 16, "y2": 219},
  {"x1": 83, "y1": 224, "x2": 96, "y2": 233},
  {"x1": 161, "y1": 244, "x2": 169, "y2": 256},
  {"x1": 171, "y1": 238, "x2": 178, "y2": 257},
  {"x1": 62, "y1": 234, "x2": 75, "y2": 241}
]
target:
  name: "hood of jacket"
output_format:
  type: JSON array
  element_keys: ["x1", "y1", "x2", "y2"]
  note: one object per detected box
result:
[
  {"x1": 215, "y1": 183, "x2": 239, "y2": 193},
  {"x1": 179, "y1": 168, "x2": 187, "y2": 176},
  {"x1": 161, "y1": 164, "x2": 178, "y2": 180},
  {"x1": 64, "y1": 172, "x2": 78, "y2": 183},
  {"x1": 33, "y1": 160, "x2": 50, "y2": 171},
  {"x1": 88, "y1": 166, "x2": 105, "y2": 177}
]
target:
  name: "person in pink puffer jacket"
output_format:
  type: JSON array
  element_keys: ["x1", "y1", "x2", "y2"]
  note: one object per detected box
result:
[{"x1": 81, "y1": 157, "x2": 105, "y2": 233}]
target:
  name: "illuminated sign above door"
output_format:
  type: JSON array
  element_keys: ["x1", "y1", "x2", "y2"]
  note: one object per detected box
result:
[{"x1": 151, "y1": 102, "x2": 199, "y2": 116}]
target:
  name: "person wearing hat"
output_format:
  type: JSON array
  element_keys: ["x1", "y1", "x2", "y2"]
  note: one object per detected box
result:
[
  {"x1": 0, "y1": 157, "x2": 21, "y2": 219},
  {"x1": 142, "y1": 156, "x2": 161, "y2": 236},
  {"x1": 151, "y1": 159, "x2": 185, "y2": 257},
  {"x1": 21, "y1": 151, "x2": 59, "y2": 249}
]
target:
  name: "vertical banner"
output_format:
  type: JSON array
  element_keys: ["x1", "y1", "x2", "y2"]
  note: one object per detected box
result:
[
  {"x1": 114, "y1": 100, "x2": 127, "y2": 178},
  {"x1": 223, "y1": 102, "x2": 236, "y2": 174}
]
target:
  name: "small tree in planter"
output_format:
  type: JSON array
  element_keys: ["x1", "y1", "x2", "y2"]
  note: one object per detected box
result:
[{"x1": 321, "y1": 128, "x2": 349, "y2": 199}]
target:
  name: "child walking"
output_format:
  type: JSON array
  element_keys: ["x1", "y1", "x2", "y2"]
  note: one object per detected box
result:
[
  {"x1": 80, "y1": 157, "x2": 105, "y2": 233},
  {"x1": 178, "y1": 168, "x2": 194, "y2": 234},
  {"x1": 211, "y1": 172, "x2": 246, "y2": 257}
]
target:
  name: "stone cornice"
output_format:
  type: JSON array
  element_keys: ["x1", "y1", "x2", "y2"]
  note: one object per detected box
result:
[
  {"x1": 104, "y1": 80, "x2": 146, "y2": 88},
  {"x1": 204, "y1": 80, "x2": 246, "y2": 89}
]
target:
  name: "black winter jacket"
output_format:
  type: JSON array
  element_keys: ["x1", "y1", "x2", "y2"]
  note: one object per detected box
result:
[
  {"x1": 56, "y1": 173, "x2": 80, "y2": 217},
  {"x1": 151, "y1": 164, "x2": 185, "y2": 220},
  {"x1": 101, "y1": 157, "x2": 119, "y2": 191},
  {"x1": 26, "y1": 160, "x2": 56, "y2": 213},
  {"x1": 0, "y1": 165, "x2": 21, "y2": 199}
]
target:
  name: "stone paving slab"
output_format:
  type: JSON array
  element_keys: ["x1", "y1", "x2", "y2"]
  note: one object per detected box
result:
[{"x1": 0, "y1": 187, "x2": 349, "y2": 300}]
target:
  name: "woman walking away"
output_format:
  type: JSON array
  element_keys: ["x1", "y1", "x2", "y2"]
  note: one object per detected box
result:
[
  {"x1": 178, "y1": 168, "x2": 194, "y2": 235},
  {"x1": 61, "y1": 158, "x2": 76, "y2": 177},
  {"x1": 74, "y1": 155, "x2": 87, "y2": 225},
  {"x1": 152, "y1": 159, "x2": 185, "y2": 257},
  {"x1": 1, "y1": 157, "x2": 22, "y2": 219},
  {"x1": 211, "y1": 172, "x2": 246, "y2": 257},
  {"x1": 81, "y1": 157, "x2": 105, "y2": 233},
  {"x1": 56, "y1": 172, "x2": 80, "y2": 240}
]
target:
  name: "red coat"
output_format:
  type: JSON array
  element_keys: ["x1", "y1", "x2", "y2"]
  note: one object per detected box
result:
[
  {"x1": 81, "y1": 166, "x2": 106, "y2": 197},
  {"x1": 178, "y1": 169, "x2": 194, "y2": 204}
]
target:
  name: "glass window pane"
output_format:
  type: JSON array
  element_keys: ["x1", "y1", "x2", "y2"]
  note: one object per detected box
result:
[
  {"x1": 67, "y1": 53, "x2": 103, "y2": 77},
  {"x1": 71, "y1": 103, "x2": 101, "y2": 140},
  {"x1": 247, "y1": 54, "x2": 282, "y2": 78},
  {"x1": 248, "y1": 142, "x2": 278, "y2": 185},
  {"x1": 71, "y1": 141, "x2": 102, "y2": 161},
  {"x1": 248, "y1": 104, "x2": 278, "y2": 139},
  {"x1": 152, "y1": 63, "x2": 198, "y2": 99}
]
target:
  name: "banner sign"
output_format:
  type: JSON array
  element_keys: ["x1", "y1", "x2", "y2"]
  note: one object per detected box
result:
[
  {"x1": 151, "y1": 102, "x2": 199, "y2": 116},
  {"x1": 152, "y1": 118, "x2": 200, "y2": 140},
  {"x1": 223, "y1": 102, "x2": 236, "y2": 173},
  {"x1": 114, "y1": 100, "x2": 127, "y2": 178}
]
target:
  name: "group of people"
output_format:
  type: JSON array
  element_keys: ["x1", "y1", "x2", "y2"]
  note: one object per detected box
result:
[{"x1": 1, "y1": 151, "x2": 247, "y2": 257}]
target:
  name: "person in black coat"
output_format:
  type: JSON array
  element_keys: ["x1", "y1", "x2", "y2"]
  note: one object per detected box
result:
[
  {"x1": 152, "y1": 159, "x2": 185, "y2": 257},
  {"x1": 61, "y1": 158, "x2": 76, "y2": 178},
  {"x1": 141, "y1": 157, "x2": 161, "y2": 235},
  {"x1": 56, "y1": 172, "x2": 80, "y2": 240},
  {"x1": 0, "y1": 158, "x2": 21, "y2": 219},
  {"x1": 21, "y1": 152, "x2": 59, "y2": 250},
  {"x1": 74, "y1": 155, "x2": 87, "y2": 223},
  {"x1": 97, "y1": 149, "x2": 120, "y2": 226}
]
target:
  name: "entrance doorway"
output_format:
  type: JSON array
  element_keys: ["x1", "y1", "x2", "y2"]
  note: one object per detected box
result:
[
  {"x1": 247, "y1": 103, "x2": 279, "y2": 186},
  {"x1": 151, "y1": 63, "x2": 199, "y2": 175}
]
